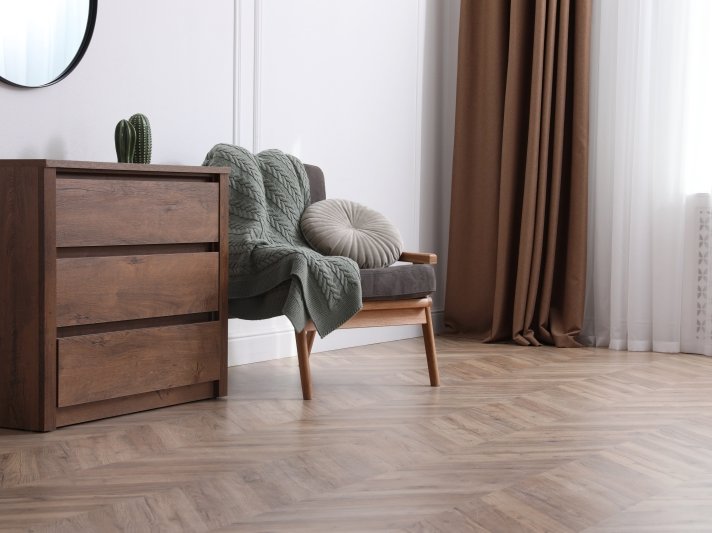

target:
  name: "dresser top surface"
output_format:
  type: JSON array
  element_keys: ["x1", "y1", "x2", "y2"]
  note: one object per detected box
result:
[{"x1": 0, "y1": 159, "x2": 229, "y2": 175}]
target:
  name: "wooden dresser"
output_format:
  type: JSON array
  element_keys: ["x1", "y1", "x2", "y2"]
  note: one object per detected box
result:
[{"x1": 0, "y1": 160, "x2": 230, "y2": 431}]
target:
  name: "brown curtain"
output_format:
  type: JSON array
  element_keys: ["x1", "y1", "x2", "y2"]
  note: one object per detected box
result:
[{"x1": 445, "y1": 0, "x2": 591, "y2": 347}]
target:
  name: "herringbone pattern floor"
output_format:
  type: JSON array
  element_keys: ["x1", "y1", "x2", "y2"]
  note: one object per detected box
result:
[{"x1": 2, "y1": 336, "x2": 712, "y2": 532}]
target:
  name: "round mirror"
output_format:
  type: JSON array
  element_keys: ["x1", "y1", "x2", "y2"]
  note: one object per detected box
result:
[{"x1": 0, "y1": 0, "x2": 97, "y2": 88}]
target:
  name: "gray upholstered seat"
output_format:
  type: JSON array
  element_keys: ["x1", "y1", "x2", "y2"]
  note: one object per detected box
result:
[
  {"x1": 360, "y1": 264, "x2": 435, "y2": 301},
  {"x1": 304, "y1": 164, "x2": 436, "y2": 301}
]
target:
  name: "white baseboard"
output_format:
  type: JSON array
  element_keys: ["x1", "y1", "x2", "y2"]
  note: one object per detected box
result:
[
  {"x1": 227, "y1": 310, "x2": 444, "y2": 366},
  {"x1": 227, "y1": 316, "x2": 295, "y2": 366}
]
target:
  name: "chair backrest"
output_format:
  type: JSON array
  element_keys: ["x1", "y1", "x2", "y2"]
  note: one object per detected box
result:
[{"x1": 304, "y1": 164, "x2": 326, "y2": 204}]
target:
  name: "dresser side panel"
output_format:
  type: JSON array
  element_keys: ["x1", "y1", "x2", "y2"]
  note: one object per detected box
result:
[
  {"x1": 217, "y1": 171, "x2": 229, "y2": 396},
  {"x1": 41, "y1": 168, "x2": 57, "y2": 430},
  {"x1": 0, "y1": 164, "x2": 44, "y2": 430}
]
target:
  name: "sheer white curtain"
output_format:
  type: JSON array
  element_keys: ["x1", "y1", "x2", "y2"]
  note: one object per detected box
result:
[{"x1": 583, "y1": 0, "x2": 712, "y2": 355}]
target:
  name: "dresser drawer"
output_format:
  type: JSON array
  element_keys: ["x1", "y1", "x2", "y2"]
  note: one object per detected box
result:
[
  {"x1": 57, "y1": 253, "x2": 219, "y2": 326},
  {"x1": 57, "y1": 322, "x2": 221, "y2": 407},
  {"x1": 56, "y1": 178, "x2": 219, "y2": 247}
]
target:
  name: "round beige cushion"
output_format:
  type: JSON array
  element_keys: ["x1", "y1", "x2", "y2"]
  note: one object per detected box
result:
[{"x1": 301, "y1": 199, "x2": 403, "y2": 268}]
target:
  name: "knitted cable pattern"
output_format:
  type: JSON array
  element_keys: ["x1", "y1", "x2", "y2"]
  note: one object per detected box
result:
[{"x1": 203, "y1": 144, "x2": 362, "y2": 336}]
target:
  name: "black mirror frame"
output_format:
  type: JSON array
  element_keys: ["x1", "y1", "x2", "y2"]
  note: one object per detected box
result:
[{"x1": 0, "y1": 0, "x2": 98, "y2": 89}]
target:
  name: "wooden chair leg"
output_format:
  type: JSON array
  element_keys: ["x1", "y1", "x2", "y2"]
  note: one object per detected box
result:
[
  {"x1": 422, "y1": 305, "x2": 440, "y2": 387},
  {"x1": 306, "y1": 330, "x2": 316, "y2": 354},
  {"x1": 295, "y1": 330, "x2": 313, "y2": 400}
]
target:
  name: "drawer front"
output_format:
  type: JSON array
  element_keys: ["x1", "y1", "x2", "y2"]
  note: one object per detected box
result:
[
  {"x1": 56, "y1": 178, "x2": 219, "y2": 247},
  {"x1": 57, "y1": 322, "x2": 221, "y2": 407},
  {"x1": 57, "y1": 253, "x2": 219, "y2": 327}
]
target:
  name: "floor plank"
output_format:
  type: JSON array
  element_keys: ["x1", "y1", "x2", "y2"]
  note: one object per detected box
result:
[{"x1": 2, "y1": 336, "x2": 712, "y2": 531}]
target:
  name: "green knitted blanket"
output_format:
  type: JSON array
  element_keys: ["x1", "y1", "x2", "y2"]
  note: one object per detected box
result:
[{"x1": 203, "y1": 144, "x2": 362, "y2": 336}]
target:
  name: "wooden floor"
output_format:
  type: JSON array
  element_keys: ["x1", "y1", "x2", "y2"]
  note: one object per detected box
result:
[{"x1": 2, "y1": 336, "x2": 712, "y2": 532}]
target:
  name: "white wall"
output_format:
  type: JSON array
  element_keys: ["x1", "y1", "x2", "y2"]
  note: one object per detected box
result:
[
  {"x1": 0, "y1": 0, "x2": 234, "y2": 164},
  {"x1": 1, "y1": 0, "x2": 459, "y2": 366}
]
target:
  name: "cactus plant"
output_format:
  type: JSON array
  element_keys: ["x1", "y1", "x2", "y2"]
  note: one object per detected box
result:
[
  {"x1": 129, "y1": 113, "x2": 152, "y2": 164},
  {"x1": 114, "y1": 119, "x2": 136, "y2": 163}
]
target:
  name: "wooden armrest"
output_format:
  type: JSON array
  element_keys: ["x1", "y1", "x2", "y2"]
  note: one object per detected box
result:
[{"x1": 399, "y1": 252, "x2": 437, "y2": 265}]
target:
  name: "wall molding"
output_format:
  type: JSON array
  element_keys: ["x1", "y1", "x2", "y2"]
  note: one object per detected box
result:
[
  {"x1": 234, "y1": 0, "x2": 256, "y2": 149},
  {"x1": 252, "y1": 0, "x2": 262, "y2": 152},
  {"x1": 232, "y1": 0, "x2": 238, "y2": 143}
]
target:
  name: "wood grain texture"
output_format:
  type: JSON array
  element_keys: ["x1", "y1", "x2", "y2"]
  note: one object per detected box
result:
[
  {"x1": 295, "y1": 330, "x2": 313, "y2": 400},
  {"x1": 360, "y1": 298, "x2": 431, "y2": 310},
  {"x1": 57, "y1": 243, "x2": 213, "y2": 258},
  {"x1": 47, "y1": 159, "x2": 228, "y2": 175},
  {"x1": 339, "y1": 308, "x2": 426, "y2": 328},
  {"x1": 399, "y1": 251, "x2": 438, "y2": 264},
  {"x1": 40, "y1": 168, "x2": 57, "y2": 430},
  {"x1": 217, "y1": 170, "x2": 229, "y2": 397},
  {"x1": 58, "y1": 322, "x2": 222, "y2": 407},
  {"x1": 56, "y1": 178, "x2": 219, "y2": 246},
  {"x1": 3, "y1": 339, "x2": 712, "y2": 531},
  {"x1": 54, "y1": 382, "x2": 217, "y2": 428},
  {"x1": 304, "y1": 298, "x2": 432, "y2": 332},
  {"x1": 56, "y1": 313, "x2": 215, "y2": 339},
  {"x1": 0, "y1": 164, "x2": 44, "y2": 430},
  {"x1": 1, "y1": 160, "x2": 227, "y2": 431},
  {"x1": 298, "y1": 297, "x2": 436, "y2": 399},
  {"x1": 422, "y1": 305, "x2": 440, "y2": 386},
  {"x1": 0, "y1": 159, "x2": 228, "y2": 175},
  {"x1": 56, "y1": 253, "x2": 219, "y2": 326}
]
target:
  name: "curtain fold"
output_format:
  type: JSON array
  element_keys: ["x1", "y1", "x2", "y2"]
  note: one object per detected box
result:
[{"x1": 445, "y1": 0, "x2": 592, "y2": 347}]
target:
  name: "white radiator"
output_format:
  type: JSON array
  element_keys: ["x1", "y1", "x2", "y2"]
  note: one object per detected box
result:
[{"x1": 682, "y1": 193, "x2": 712, "y2": 355}]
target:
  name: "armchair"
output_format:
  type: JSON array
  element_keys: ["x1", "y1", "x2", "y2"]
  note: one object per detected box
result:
[{"x1": 295, "y1": 165, "x2": 440, "y2": 399}]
